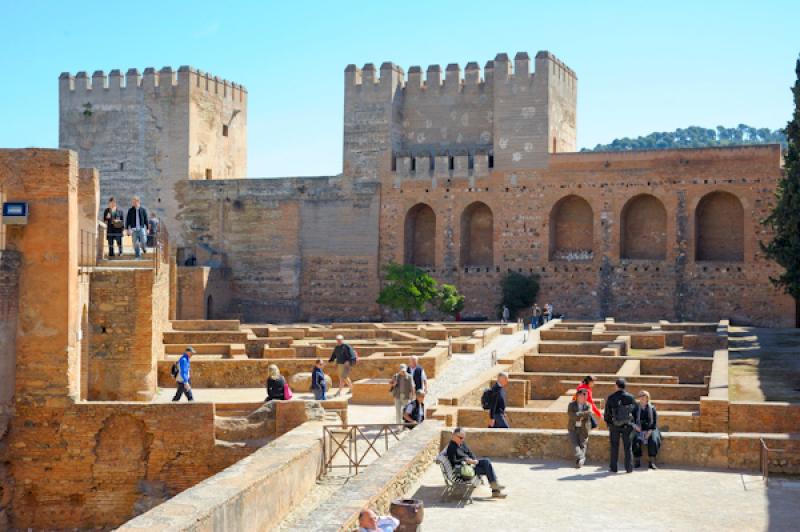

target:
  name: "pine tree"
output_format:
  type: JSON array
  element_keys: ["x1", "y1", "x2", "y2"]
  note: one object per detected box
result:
[{"x1": 761, "y1": 54, "x2": 800, "y2": 327}]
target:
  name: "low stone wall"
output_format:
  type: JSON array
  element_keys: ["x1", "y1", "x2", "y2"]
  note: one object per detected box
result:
[
  {"x1": 525, "y1": 354, "x2": 625, "y2": 374},
  {"x1": 640, "y1": 357, "x2": 712, "y2": 385},
  {"x1": 118, "y1": 419, "x2": 325, "y2": 532},
  {"x1": 292, "y1": 421, "x2": 442, "y2": 531},
  {"x1": 728, "y1": 432, "x2": 800, "y2": 473},
  {"x1": 510, "y1": 372, "x2": 679, "y2": 400},
  {"x1": 729, "y1": 402, "x2": 800, "y2": 433},
  {"x1": 351, "y1": 379, "x2": 394, "y2": 405},
  {"x1": 456, "y1": 407, "x2": 701, "y2": 432},
  {"x1": 157, "y1": 347, "x2": 449, "y2": 388}
]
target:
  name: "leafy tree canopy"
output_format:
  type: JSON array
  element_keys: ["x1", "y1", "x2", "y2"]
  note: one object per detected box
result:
[
  {"x1": 437, "y1": 284, "x2": 465, "y2": 317},
  {"x1": 761, "y1": 55, "x2": 800, "y2": 326},
  {"x1": 584, "y1": 124, "x2": 786, "y2": 152},
  {"x1": 498, "y1": 271, "x2": 540, "y2": 320},
  {"x1": 377, "y1": 263, "x2": 465, "y2": 320}
]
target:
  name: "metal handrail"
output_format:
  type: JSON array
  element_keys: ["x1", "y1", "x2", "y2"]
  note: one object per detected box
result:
[
  {"x1": 760, "y1": 437, "x2": 785, "y2": 485},
  {"x1": 322, "y1": 423, "x2": 406, "y2": 477}
]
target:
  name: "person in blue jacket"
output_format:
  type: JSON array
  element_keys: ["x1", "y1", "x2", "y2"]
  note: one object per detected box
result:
[
  {"x1": 311, "y1": 359, "x2": 328, "y2": 400},
  {"x1": 172, "y1": 346, "x2": 195, "y2": 402}
]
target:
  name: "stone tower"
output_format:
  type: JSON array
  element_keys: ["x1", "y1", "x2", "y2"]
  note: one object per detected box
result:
[
  {"x1": 343, "y1": 51, "x2": 576, "y2": 180},
  {"x1": 58, "y1": 66, "x2": 247, "y2": 232}
]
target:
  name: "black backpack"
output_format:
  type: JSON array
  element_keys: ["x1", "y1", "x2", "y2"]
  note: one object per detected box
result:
[
  {"x1": 481, "y1": 388, "x2": 496, "y2": 410},
  {"x1": 170, "y1": 361, "x2": 179, "y2": 379},
  {"x1": 611, "y1": 399, "x2": 634, "y2": 427}
]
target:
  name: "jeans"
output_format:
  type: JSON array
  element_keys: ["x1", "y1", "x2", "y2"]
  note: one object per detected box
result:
[
  {"x1": 609, "y1": 425, "x2": 634, "y2": 472},
  {"x1": 569, "y1": 431, "x2": 589, "y2": 461},
  {"x1": 474, "y1": 458, "x2": 497, "y2": 483},
  {"x1": 107, "y1": 234, "x2": 122, "y2": 256},
  {"x1": 313, "y1": 387, "x2": 327, "y2": 401},
  {"x1": 131, "y1": 228, "x2": 147, "y2": 257},
  {"x1": 491, "y1": 414, "x2": 509, "y2": 428},
  {"x1": 172, "y1": 381, "x2": 194, "y2": 402}
]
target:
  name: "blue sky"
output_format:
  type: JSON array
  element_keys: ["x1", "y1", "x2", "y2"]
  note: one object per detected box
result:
[{"x1": 0, "y1": 0, "x2": 797, "y2": 177}]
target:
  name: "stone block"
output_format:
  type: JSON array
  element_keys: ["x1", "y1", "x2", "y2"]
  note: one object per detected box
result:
[
  {"x1": 289, "y1": 371, "x2": 333, "y2": 393},
  {"x1": 350, "y1": 378, "x2": 394, "y2": 405}
]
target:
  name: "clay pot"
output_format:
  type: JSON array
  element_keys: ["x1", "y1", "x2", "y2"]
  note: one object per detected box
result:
[{"x1": 389, "y1": 498, "x2": 424, "y2": 531}]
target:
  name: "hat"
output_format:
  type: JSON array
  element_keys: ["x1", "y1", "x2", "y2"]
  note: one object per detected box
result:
[
  {"x1": 186, "y1": 346, "x2": 196, "y2": 353},
  {"x1": 399, "y1": 364, "x2": 408, "y2": 371}
]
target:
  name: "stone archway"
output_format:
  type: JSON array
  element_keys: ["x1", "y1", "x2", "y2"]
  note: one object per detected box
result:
[
  {"x1": 621, "y1": 194, "x2": 667, "y2": 260},
  {"x1": 460, "y1": 202, "x2": 494, "y2": 267},
  {"x1": 404, "y1": 203, "x2": 436, "y2": 267},
  {"x1": 549, "y1": 195, "x2": 593, "y2": 261},
  {"x1": 695, "y1": 191, "x2": 744, "y2": 261}
]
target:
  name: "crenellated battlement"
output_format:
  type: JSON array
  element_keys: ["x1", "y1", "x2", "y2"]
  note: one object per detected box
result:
[
  {"x1": 344, "y1": 50, "x2": 575, "y2": 93},
  {"x1": 392, "y1": 149, "x2": 492, "y2": 179},
  {"x1": 59, "y1": 66, "x2": 247, "y2": 102}
]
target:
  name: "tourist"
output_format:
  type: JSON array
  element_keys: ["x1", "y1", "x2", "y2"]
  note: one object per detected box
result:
[
  {"x1": 147, "y1": 214, "x2": 160, "y2": 248},
  {"x1": 543, "y1": 302, "x2": 552, "y2": 323},
  {"x1": 357, "y1": 508, "x2": 399, "y2": 532},
  {"x1": 568, "y1": 388, "x2": 593, "y2": 468},
  {"x1": 603, "y1": 378, "x2": 638, "y2": 473},
  {"x1": 501, "y1": 305, "x2": 510, "y2": 323},
  {"x1": 488, "y1": 372, "x2": 510, "y2": 428},
  {"x1": 265, "y1": 364, "x2": 287, "y2": 401},
  {"x1": 328, "y1": 334, "x2": 356, "y2": 396},
  {"x1": 125, "y1": 196, "x2": 149, "y2": 258},
  {"x1": 532, "y1": 304, "x2": 542, "y2": 328},
  {"x1": 311, "y1": 359, "x2": 327, "y2": 401},
  {"x1": 633, "y1": 390, "x2": 662, "y2": 469},
  {"x1": 103, "y1": 197, "x2": 124, "y2": 257},
  {"x1": 446, "y1": 428, "x2": 507, "y2": 498},
  {"x1": 403, "y1": 390, "x2": 426, "y2": 428},
  {"x1": 406, "y1": 355, "x2": 428, "y2": 393},
  {"x1": 546, "y1": 302, "x2": 555, "y2": 320},
  {"x1": 576, "y1": 375, "x2": 603, "y2": 422},
  {"x1": 390, "y1": 363, "x2": 413, "y2": 424},
  {"x1": 172, "y1": 346, "x2": 195, "y2": 402}
]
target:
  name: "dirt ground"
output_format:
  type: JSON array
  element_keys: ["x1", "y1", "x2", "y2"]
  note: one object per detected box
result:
[{"x1": 728, "y1": 326, "x2": 800, "y2": 402}]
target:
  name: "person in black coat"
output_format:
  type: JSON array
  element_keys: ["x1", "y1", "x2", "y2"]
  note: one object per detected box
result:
[
  {"x1": 603, "y1": 378, "x2": 639, "y2": 473},
  {"x1": 446, "y1": 428, "x2": 506, "y2": 498},
  {"x1": 265, "y1": 364, "x2": 286, "y2": 401},
  {"x1": 125, "y1": 196, "x2": 149, "y2": 258},
  {"x1": 633, "y1": 390, "x2": 662, "y2": 469},
  {"x1": 103, "y1": 197, "x2": 125, "y2": 256},
  {"x1": 489, "y1": 372, "x2": 509, "y2": 428}
]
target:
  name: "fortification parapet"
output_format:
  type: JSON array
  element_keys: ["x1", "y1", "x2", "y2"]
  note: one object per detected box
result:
[
  {"x1": 59, "y1": 66, "x2": 247, "y2": 102},
  {"x1": 392, "y1": 150, "x2": 490, "y2": 179}
]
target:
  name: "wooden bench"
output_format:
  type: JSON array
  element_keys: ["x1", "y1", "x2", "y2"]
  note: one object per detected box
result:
[{"x1": 435, "y1": 450, "x2": 481, "y2": 504}]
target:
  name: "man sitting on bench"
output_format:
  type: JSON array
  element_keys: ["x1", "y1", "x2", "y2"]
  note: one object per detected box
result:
[{"x1": 446, "y1": 427, "x2": 507, "y2": 498}]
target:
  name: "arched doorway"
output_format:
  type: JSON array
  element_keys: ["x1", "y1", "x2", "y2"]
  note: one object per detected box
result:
[
  {"x1": 404, "y1": 203, "x2": 436, "y2": 266},
  {"x1": 620, "y1": 194, "x2": 667, "y2": 260},
  {"x1": 695, "y1": 191, "x2": 744, "y2": 261},
  {"x1": 460, "y1": 202, "x2": 494, "y2": 266},
  {"x1": 549, "y1": 195, "x2": 593, "y2": 260}
]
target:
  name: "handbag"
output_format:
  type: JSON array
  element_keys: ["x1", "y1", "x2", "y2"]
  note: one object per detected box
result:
[
  {"x1": 283, "y1": 382, "x2": 293, "y2": 400},
  {"x1": 459, "y1": 463, "x2": 476, "y2": 479}
]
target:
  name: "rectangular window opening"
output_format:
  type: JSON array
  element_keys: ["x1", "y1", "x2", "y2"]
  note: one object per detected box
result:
[
  {"x1": 205, "y1": 168, "x2": 213, "y2": 180},
  {"x1": 222, "y1": 125, "x2": 229, "y2": 137}
]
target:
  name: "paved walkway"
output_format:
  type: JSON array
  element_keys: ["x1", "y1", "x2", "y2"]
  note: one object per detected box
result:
[{"x1": 413, "y1": 458, "x2": 800, "y2": 531}]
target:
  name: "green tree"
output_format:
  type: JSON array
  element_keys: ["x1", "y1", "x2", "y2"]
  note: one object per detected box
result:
[
  {"x1": 376, "y1": 262, "x2": 440, "y2": 320},
  {"x1": 761, "y1": 54, "x2": 800, "y2": 327},
  {"x1": 437, "y1": 283, "x2": 465, "y2": 318},
  {"x1": 497, "y1": 271, "x2": 540, "y2": 320}
]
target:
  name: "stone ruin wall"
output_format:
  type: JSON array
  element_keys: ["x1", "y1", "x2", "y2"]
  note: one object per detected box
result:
[
  {"x1": 176, "y1": 176, "x2": 381, "y2": 322},
  {"x1": 379, "y1": 144, "x2": 794, "y2": 326},
  {"x1": 58, "y1": 67, "x2": 247, "y2": 238}
]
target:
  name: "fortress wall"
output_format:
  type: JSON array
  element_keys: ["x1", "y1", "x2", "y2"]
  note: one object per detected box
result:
[
  {"x1": 176, "y1": 177, "x2": 380, "y2": 322},
  {"x1": 59, "y1": 67, "x2": 247, "y2": 241},
  {"x1": 380, "y1": 145, "x2": 794, "y2": 326}
]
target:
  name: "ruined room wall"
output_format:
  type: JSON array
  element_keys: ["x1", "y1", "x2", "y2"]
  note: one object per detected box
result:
[
  {"x1": 175, "y1": 266, "x2": 232, "y2": 320},
  {"x1": 379, "y1": 144, "x2": 794, "y2": 326},
  {"x1": 176, "y1": 177, "x2": 380, "y2": 322},
  {"x1": 0, "y1": 250, "x2": 20, "y2": 422}
]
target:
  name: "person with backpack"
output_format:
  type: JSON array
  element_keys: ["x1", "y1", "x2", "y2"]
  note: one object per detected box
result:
[
  {"x1": 402, "y1": 390, "x2": 426, "y2": 429},
  {"x1": 568, "y1": 388, "x2": 593, "y2": 468},
  {"x1": 446, "y1": 428, "x2": 506, "y2": 498},
  {"x1": 328, "y1": 335, "x2": 357, "y2": 396},
  {"x1": 390, "y1": 363, "x2": 413, "y2": 424},
  {"x1": 603, "y1": 378, "x2": 638, "y2": 473},
  {"x1": 406, "y1": 355, "x2": 427, "y2": 393},
  {"x1": 265, "y1": 364, "x2": 289, "y2": 401},
  {"x1": 311, "y1": 359, "x2": 327, "y2": 401},
  {"x1": 487, "y1": 372, "x2": 510, "y2": 428},
  {"x1": 171, "y1": 346, "x2": 195, "y2": 402}
]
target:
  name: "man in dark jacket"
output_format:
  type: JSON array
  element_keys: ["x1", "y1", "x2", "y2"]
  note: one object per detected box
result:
[
  {"x1": 328, "y1": 334, "x2": 356, "y2": 396},
  {"x1": 489, "y1": 372, "x2": 510, "y2": 428},
  {"x1": 406, "y1": 355, "x2": 427, "y2": 393},
  {"x1": 446, "y1": 427, "x2": 506, "y2": 498},
  {"x1": 402, "y1": 390, "x2": 426, "y2": 429},
  {"x1": 603, "y1": 378, "x2": 638, "y2": 473},
  {"x1": 103, "y1": 197, "x2": 125, "y2": 257},
  {"x1": 125, "y1": 196, "x2": 149, "y2": 258}
]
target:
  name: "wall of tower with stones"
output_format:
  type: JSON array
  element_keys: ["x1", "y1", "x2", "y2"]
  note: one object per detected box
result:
[{"x1": 58, "y1": 67, "x2": 247, "y2": 236}]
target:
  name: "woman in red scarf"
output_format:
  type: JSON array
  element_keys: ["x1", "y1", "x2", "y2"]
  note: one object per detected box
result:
[{"x1": 575, "y1": 375, "x2": 602, "y2": 419}]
